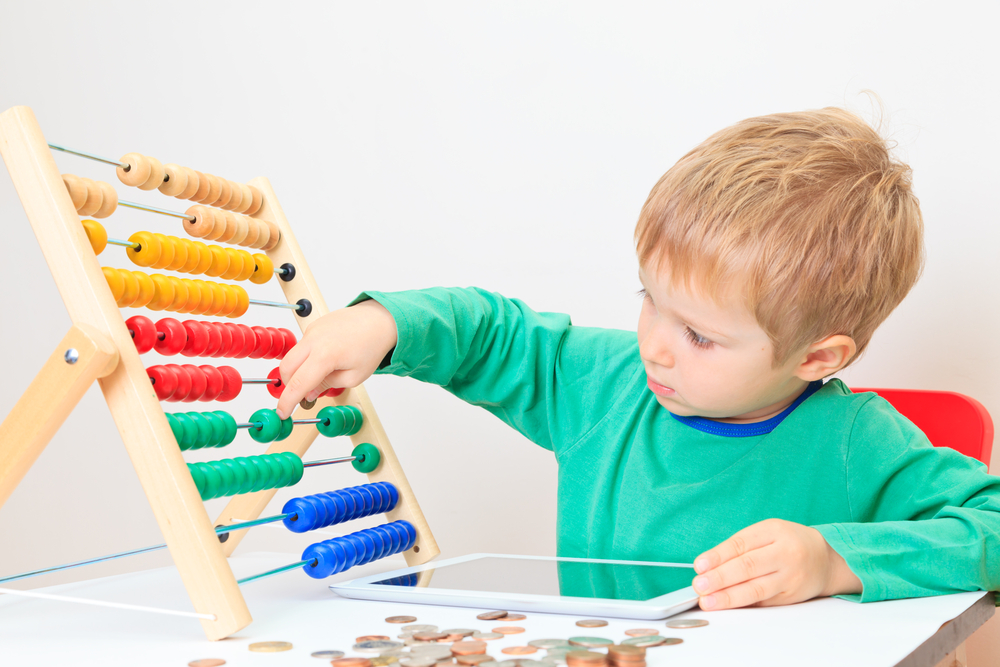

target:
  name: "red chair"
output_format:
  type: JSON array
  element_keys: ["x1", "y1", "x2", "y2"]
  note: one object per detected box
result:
[{"x1": 851, "y1": 387, "x2": 994, "y2": 470}]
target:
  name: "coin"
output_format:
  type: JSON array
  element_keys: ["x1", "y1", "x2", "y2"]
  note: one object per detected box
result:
[
  {"x1": 374, "y1": 658, "x2": 401, "y2": 667},
  {"x1": 404, "y1": 624, "x2": 440, "y2": 633},
  {"x1": 357, "y1": 641, "x2": 406, "y2": 653},
  {"x1": 623, "y1": 629, "x2": 657, "y2": 637},
  {"x1": 438, "y1": 634, "x2": 466, "y2": 643},
  {"x1": 545, "y1": 648, "x2": 571, "y2": 664},
  {"x1": 249, "y1": 641, "x2": 293, "y2": 653},
  {"x1": 312, "y1": 651, "x2": 346, "y2": 659},
  {"x1": 607, "y1": 646, "x2": 644, "y2": 660},
  {"x1": 436, "y1": 661, "x2": 456, "y2": 667},
  {"x1": 188, "y1": 661, "x2": 226, "y2": 667},
  {"x1": 456, "y1": 656, "x2": 495, "y2": 666},
  {"x1": 359, "y1": 635, "x2": 393, "y2": 642},
  {"x1": 501, "y1": 647, "x2": 538, "y2": 656},
  {"x1": 575, "y1": 620, "x2": 608, "y2": 628},
  {"x1": 472, "y1": 632, "x2": 504, "y2": 641},
  {"x1": 564, "y1": 651, "x2": 606, "y2": 664},
  {"x1": 568, "y1": 638, "x2": 613, "y2": 648},
  {"x1": 451, "y1": 641, "x2": 488, "y2": 655},
  {"x1": 335, "y1": 659, "x2": 375, "y2": 667},
  {"x1": 620, "y1": 636, "x2": 677, "y2": 648},
  {"x1": 415, "y1": 632, "x2": 450, "y2": 642},
  {"x1": 441, "y1": 628, "x2": 478, "y2": 637},
  {"x1": 493, "y1": 626, "x2": 525, "y2": 635},
  {"x1": 477, "y1": 611, "x2": 509, "y2": 620},
  {"x1": 387, "y1": 615, "x2": 419, "y2": 624},
  {"x1": 400, "y1": 659, "x2": 438, "y2": 667},
  {"x1": 502, "y1": 613, "x2": 526, "y2": 621},
  {"x1": 665, "y1": 618, "x2": 708, "y2": 629},
  {"x1": 528, "y1": 640, "x2": 571, "y2": 650},
  {"x1": 411, "y1": 646, "x2": 455, "y2": 659},
  {"x1": 479, "y1": 662, "x2": 518, "y2": 667}
]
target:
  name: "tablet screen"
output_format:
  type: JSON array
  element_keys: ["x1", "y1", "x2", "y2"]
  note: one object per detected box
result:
[{"x1": 370, "y1": 557, "x2": 696, "y2": 602}]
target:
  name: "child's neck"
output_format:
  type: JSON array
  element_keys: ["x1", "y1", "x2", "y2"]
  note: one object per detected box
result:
[{"x1": 709, "y1": 382, "x2": 811, "y2": 424}]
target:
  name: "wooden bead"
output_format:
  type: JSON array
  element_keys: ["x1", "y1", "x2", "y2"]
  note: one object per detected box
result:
[
  {"x1": 126, "y1": 231, "x2": 161, "y2": 267},
  {"x1": 78, "y1": 177, "x2": 103, "y2": 216},
  {"x1": 166, "y1": 237, "x2": 189, "y2": 272},
  {"x1": 223, "y1": 181, "x2": 243, "y2": 211},
  {"x1": 165, "y1": 277, "x2": 189, "y2": 312},
  {"x1": 226, "y1": 212, "x2": 250, "y2": 245},
  {"x1": 117, "y1": 153, "x2": 151, "y2": 187},
  {"x1": 151, "y1": 233, "x2": 175, "y2": 270},
  {"x1": 93, "y1": 181, "x2": 118, "y2": 219},
  {"x1": 214, "y1": 211, "x2": 237, "y2": 243},
  {"x1": 248, "y1": 219, "x2": 269, "y2": 250},
  {"x1": 218, "y1": 285, "x2": 238, "y2": 317},
  {"x1": 178, "y1": 279, "x2": 201, "y2": 313},
  {"x1": 205, "y1": 246, "x2": 230, "y2": 277},
  {"x1": 228, "y1": 286, "x2": 250, "y2": 318},
  {"x1": 215, "y1": 179, "x2": 233, "y2": 209},
  {"x1": 191, "y1": 241, "x2": 213, "y2": 275},
  {"x1": 231, "y1": 183, "x2": 253, "y2": 213},
  {"x1": 179, "y1": 239, "x2": 201, "y2": 273},
  {"x1": 261, "y1": 219, "x2": 280, "y2": 250},
  {"x1": 202, "y1": 174, "x2": 222, "y2": 206},
  {"x1": 235, "y1": 250, "x2": 255, "y2": 281},
  {"x1": 243, "y1": 185, "x2": 263, "y2": 215},
  {"x1": 102, "y1": 266, "x2": 125, "y2": 301},
  {"x1": 119, "y1": 269, "x2": 140, "y2": 307},
  {"x1": 250, "y1": 253, "x2": 273, "y2": 285},
  {"x1": 221, "y1": 248, "x2": 244, "y2": 281},
  {"x1": 192, "y1": 171, "x2": 212, "y2": 202},
  {"x1": 139, "y1": 155, "x2": 165, "y2": 191},
  {"x1": 176, "y1": 167, "x2": 200, "y2": 200},
  {"x1": 148, "y1": 274, "x2": 176, "y2": 311},
  {"x1": 159, "y1": 164, "x2": 188, "y2": 197},
  {"x1": 191, "y1": 280, "x2": 212, "y2": 315},
  {"x1": 132, "y1": 271, "x2": 155, "y2": 309},
  {"x1": 238, "y1": 214, "x2": 259, "y2": 247},
  {"x1": 206, "y1": 282, "x2": 228, "y2": 316},
  {"x1": 81, "y1": 219, "x2": 108, "y2": 255},
  {"x1": 204, "y1": 209, "x2": 229, "y2": 242},
  {"x1": 184, "y1": 205, "x2": 215, "y2": 238},
  {"x1": 62, "y1": 173, "x2": 87, "y2": 210}
]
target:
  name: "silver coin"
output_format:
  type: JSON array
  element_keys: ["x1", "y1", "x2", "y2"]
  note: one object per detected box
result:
[
  {"x1": 312, "y1": 651, "x2": 345, "y2": 659},
  {"x1": 381, "y1": 648, "x2": 409, "y2": 657},
  {"x1": 357, "y1": 641, "x2": 406, "y2": 653},
  {"x1": 472, "y1": 632, "x2": 503, "y2": 640},
  {"x1": 398, "y1": 633, "x2": 415, "y2": 639},
  {"x1": 400, "y1": 659, "x2": 439, "y2": 667},
  {"x1": 665, "y1": 618, "x2": 708, "y2": 629},
  {"x1": 410, "y1": 646, "x2": 453, "y2": 659},
  {"x1": 403, "y1": 625, "x2": 440, "y2": 633},
  {"x1": 440, "y1": 628, "x2": 477, "y2": 637},
  {"x1": 479, "y1": 662, "x2": 518, "y2": 667},
  {"x1": 543, "y1": 649, "x2": 569, "y2": 665},
  {"x1": 567, "y1": 637, "x2": 613, "y2": 648},
  {"x1": 528, "y1": 640, "x2": 571, "y2": 650},
  {"x1": 621, "y1": 636, "x2": 676, "y2": 647}
]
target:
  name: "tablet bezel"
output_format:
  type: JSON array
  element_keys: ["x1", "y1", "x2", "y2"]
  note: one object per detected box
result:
[{"x1": 329, "y1": 553, "x2": 700, "y2": 620}]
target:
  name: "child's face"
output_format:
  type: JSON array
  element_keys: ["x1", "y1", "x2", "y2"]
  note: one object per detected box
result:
[{"x1": 637, "y1": 264, "x2": 810, "y2": 423}]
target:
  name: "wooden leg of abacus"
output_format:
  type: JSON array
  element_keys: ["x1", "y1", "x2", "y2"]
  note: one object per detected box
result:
[{"x1": 0, "y1": 324, "x2": 118, "y2": 508}]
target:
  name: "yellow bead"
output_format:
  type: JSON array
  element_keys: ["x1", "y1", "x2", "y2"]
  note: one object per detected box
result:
[
  {"x1": 179, "y1": 239, "x2": 200, "y2": 274},
  {"x1": 126, "y1": 231, "x2": 160, "y2": 268},
  {"x1": 102, "y1": 266, "x2": 124, "y2": 302},
  {"x1": 118, "y1": 269, "x2": 140, "y2": 307},
  {"x1": 235, "y1": 250, "x2": 255, "y2": 282},
  {"x1": 148, "y1": 274, "x2": 175, "y2": 311},
  {"x1": 228, "y1": 285, "x2": 250, "y2": 318},
  {"x1": 191, "y1": 241, "x2": 212, "y2": 275},
  {"x1": 205, "y1": 245, "x2": 230, "y2": 278},
  {"x1": 221, "y1": 247, "x2": 244, "y2": 281},
  {"x1": 151, "y1": 233, "x2": 175, "y2": 270},
  {"x1": 80, "y1": 219, "x2": 108, "y2": 255},
  {"x1": 249, "y1": 253, "x2": 273, "y2": 284},
  {"x1": 192, "y1": 280, "x2": 214, "y2": 315},
  {"x1": 132, "y1": 271, "x2": 155, "y2": 308},
  {"x1": 179, "y1": 279, "x2": 201, "y2": 313},
  {"x1": 164, "y1": 276, "x2": 189, "y2": 312},
  {"x1": 166, "y1": 236, "x2": 188, "y2": 272},
  {"x1": 205, "y1": 282, "x2": 228, "y2": 316}
]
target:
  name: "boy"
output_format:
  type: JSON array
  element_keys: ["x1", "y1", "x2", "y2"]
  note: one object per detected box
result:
[{"x1": 276, "y1": 107, "x2": 1000, "y2": 610}]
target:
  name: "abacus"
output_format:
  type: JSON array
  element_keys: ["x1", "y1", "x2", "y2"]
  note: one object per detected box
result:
[{"x1": 0, "y1": 106, "x2": 439, "y2": 640}]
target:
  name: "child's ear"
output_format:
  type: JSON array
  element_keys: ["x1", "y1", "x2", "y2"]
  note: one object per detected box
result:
[{"x1": 794, "y1": 335, "x2": 857, "y2": 381}]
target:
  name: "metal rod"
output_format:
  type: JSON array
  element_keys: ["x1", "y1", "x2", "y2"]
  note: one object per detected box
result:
[
  {"x1": 107, "y1": 237, "x2": 139, "y2": 249},
  {"x1": 237, "y1": 558, "x2": 315, "y2": 585},
  {"x1": 0, "y1": 513, "x2": 294, "y2": 585},
  {"x1": 118, "y1": 199, "x2": 194, "y2": 220},
  {"x1": 236, "y1": 417, "x2": 326, "y2": 431},
  {"x1": 241, "y1": 378, "x2": 280, "y2": 385},
  {"x1": 248, "y1": 298, "x2": 303, "y2": 311},
  {"x1": 303, "y1": 455, "x2": 358, "y2": 468},
  {"x1": 48, "y1": 142, "x2": 128, "y2": 168}
]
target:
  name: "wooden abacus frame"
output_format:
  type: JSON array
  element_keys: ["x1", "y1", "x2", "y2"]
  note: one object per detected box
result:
[{"x1": 0, "y1": 105, "x2": 439, "y2": 640}]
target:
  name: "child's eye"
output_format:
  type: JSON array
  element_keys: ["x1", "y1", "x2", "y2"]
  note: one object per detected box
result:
[
  {"x1": 636, "y1": 288, "x2": 650, "y2": 300},
  {"x1": 684, "y1": 326, "x2": 713, "y2": 350}
]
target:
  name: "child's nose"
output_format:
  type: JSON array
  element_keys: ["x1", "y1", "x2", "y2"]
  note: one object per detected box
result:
[{"x1": 639, "y1": 329, "x2": 675, "y2": 368}]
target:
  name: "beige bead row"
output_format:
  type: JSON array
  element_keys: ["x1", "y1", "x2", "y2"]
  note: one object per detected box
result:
[
  {"x1": 62, "y1": 174, "x2": 118, "y2": 218},
  {"x1": 183, "y1": 205, "x2": 280, "y2": 251},
  {"x1": 115, "y1": 153, "x2": 263, "y2": 215}
]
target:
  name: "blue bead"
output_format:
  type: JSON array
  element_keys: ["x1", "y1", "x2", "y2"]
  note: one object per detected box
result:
[
  {"x1": 302, "y1": 542, "x2": 337, "y2": 579},
  {"x1": 380, "y1": 482, "x2": 400, "y2": 511},
  {"x1": 282, "y1": 497, "x2": 316, "y2": 533},
  {"x1": 345, "y1": 487, "x2": 365, "y2": 521},
  {"x1": 340, "y1": 535, "x2": 359, "y2": 570},
  {"x1": 373, "y1": 524, "x2": 397, "y2": 557},
  {"x1": 329, "y1": 491, "x2": 348, "y2": 525},
  {"x1": 356, "y1": 486, "x2": 377, "y2": 514},
  {"x1": 368, "y1": 527, "x2": 389, "y2": 561}
]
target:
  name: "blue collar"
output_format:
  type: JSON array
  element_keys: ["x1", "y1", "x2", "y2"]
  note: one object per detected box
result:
[{"x1": 669, "y1": 380, "x2": 824, "y2": 437}]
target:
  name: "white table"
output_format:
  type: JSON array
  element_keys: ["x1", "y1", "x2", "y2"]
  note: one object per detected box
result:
[{"x1": 0, "y1": 553, "x2": 991, "y2": 667}]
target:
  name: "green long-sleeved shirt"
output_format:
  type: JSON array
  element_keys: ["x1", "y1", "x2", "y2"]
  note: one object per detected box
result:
[{"x1": 355, "y1": 286, "x2": 1000, "y2": 602}]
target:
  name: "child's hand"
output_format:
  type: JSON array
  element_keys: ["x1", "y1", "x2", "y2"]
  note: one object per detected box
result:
[
  {"x1": 691, "y1": 518, "x2": 862, "y2": 610},
  {"x1": 275, "y1": 300, "x2": 398, "y2": 419}
]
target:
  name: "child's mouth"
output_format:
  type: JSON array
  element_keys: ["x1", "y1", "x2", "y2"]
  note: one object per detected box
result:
[{"x1": 647, "y1": 378, "x2": 676, "y2": 396}]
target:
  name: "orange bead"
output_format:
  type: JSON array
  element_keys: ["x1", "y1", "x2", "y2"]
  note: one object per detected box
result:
[
  {"x1": 151, "y1": 233, "x2": 175, "y2": 270},
  {"x1": 62, "y1": 174, "x2": 87, "y2": 210},
  {"x1": 138, "y1": 155, "x2": 165, "y2": 191},
  {"x1": 235, "y1": 249, "x2": 255, "y2": 281},
  {"x1": 191, "y1": 280, "x2": 213, "y2": 315},
  {"x1": 227, "y1": 285, "x2": 250, "y2": 318},
  {"x1": 221, "y1": 247, "x2": 244, "y2": 281},
  {"x1": 192, "y1": 171, "x2": 212, "y2": 202},
  {"x1": 117, "y1": 153, "x2": 151, "y2": 187},
  {"x1": 217, "y1": 285, "x2": 238, "y2": 316},
  {"x1": 166, "y1": 236, "x2": 188, "y2": 272},
  {"x1": 191, "y1": 241, "x2": 213, "y2": 275},
  {"x1": 227, "y1": 212, "x2": 249, "y2": 245},
  {"x1": 132, "y1": 271, "x2": 155, "y2": 308},
  {"x1": 249, "y1": 253, "x2": 273, "y2": 284},
  {"x1": 159, "y1": 163, "x2": 188, "y2": 197},
  {"x1": 233, "y1": 183, "x2": 254, "y2": 214},
  {"x1": 249, "y1": 219, "x2": 269, "y2": 250},
  {"x1": 78, "y1": 177, "x2": 103, "y2": 216},
  {"x1": 80, "y1": 219, "x2": 108, "y2": 255},
  {"x1": 127, "y1": 231, "x2": 161, "y2": 268},
  {"x1": 184, "y1": 206, "x2": 215, "y2": 239},
  {"x1": 176, "y1": 167, "x2": 200, "y2": 200},
  {"x1": 240, "y1": 215, "x2": 260, "y2": 247},
  {"x1": 118, "y1": 269, "x2": 140, "y2": 307},
  {"x1": 164, "y1": 277, "x2": 189, "y2": 312},
  {"x1": 205, "y1": 282, "x2": 228, "y2": 316},
  {"x1": 102, "y1": 266, "x2": 125, "y2": 302},
  {"x1": 205, "y1": 246, "x2": 230, "y2": 277},
  {"x1": 244, "y1": 185, "x2": 263, "y2": 215},
  {"x1": 178, "y1": 279, "x2": 201, "y2": 313},
  {"x1": 93, "y1": 181, "x2": 118, "y2": 219},
  {"x1": 223, "y1": 181, "x2": 243, "y2": 211},
  {"x1": 217, "y1": 212, "x2": 240, "y2": 243},
  {"x1": 202, "y1": 174, "x2": 222, "y2": 206},
  {"x1": 215, "y1": 179, "x2": 233, "y2": 209},
  {"x1": 205, "y1": 209, "x2": 230, "y2": 242},
  {"x1": 179, "y1": 239, "x2": 201, "y2": 274},
  {"x1": 148, "y1": 274, "x2": 176, "y2": 311}
]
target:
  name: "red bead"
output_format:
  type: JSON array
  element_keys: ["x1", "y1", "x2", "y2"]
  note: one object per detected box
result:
[
  {"x1": 181, "y1": 364, "x2": 207, "y2": 402},
  {"x1": 236, "y1": 324, "x2": 256, "y2": 358},
  {"x1": 154, "y1": 318, "x2": 187, "y2": 356},
  {"x1": 266, "y1": 367, "x2": 284, "y2": 398},
  {"x1": 277, "y1": 328, "x2": 297, "y2": 359},
  {"x1": 249, "y1": 326, "x2": 272, "y2": 359},
  {"x1": 126, "y1": 315, "x2": 157, "y2": 354},
  {"x1": 211, "y1": 323, "x2": 233, "y2": 358},
  {"x1": 217, "y1": 365, "x2": 242, "y2": 402},
  {"x1": 167, "y1": 364, "x2": 192, "y2": 402},
  {"x1": 200, "y1": 364, "x2": 224, "y2": 401},
  {"x1": 147, "y1": 365, "x2": 177, "y2": 401},
  {"x1": 324, "y1": 387, "x2": 345, "y2": 397},
  {"x1": 181, "y1": 321, "x2": 209, "y2": 357},
  {"x1": 223, "y1": 323, "x2": 245, "y2": 358},
  {"x1": 265, "y1": 327, "x2": 284, "y2": 359},
  {"x1": 203, "y1": 322, "x2": 223, "y2": 357}
]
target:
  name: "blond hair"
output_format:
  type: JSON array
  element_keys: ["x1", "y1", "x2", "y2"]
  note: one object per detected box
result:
[{"x1": 634, "y1": 107, "x2": 924, "y2": 368}]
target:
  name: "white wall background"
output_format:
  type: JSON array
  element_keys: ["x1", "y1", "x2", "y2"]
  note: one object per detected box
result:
[{"x1": 1, "y1": 0, "x2": 998, "y2": 659}]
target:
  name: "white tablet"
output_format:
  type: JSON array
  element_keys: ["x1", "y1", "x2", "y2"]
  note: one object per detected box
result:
[{"x1": 330, "y1": 554, "x2": 699, "y2": 620}]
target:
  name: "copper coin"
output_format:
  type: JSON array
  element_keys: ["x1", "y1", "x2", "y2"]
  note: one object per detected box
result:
[
  {"x1": 188, "y1": 661, "x2": 226, "y2": 667},
  {"x1": 451, "y1": 641, "x2": 488, "y2": 655},
  {"x1": 455, "y1": 655, "x2": 495, "y2": 666},
  {"x1": 493, "y1": 626, "x2": 525, "y2": 635},
  {"x1": 335, "y1": 660, "x2": 376, "y2": 667},
  {"x1": 502, "y1": 613, "x2": 526, "y2": 621},
  {"x1": 416, "y1": 632, "x2": 450, "y2": 642},
  {"x1": 620, "y1": 636, "x2": 676, "y2": 648},
  {"x1": 387, "y1": 615, "x2": 419, "y2": 624},
  {"x1": 607, "y1": 646, "x2": 644, "y2": 659},
  {"x1": 501, "y1": 647, "x2": 538, "y2": 656},
  {"x1": 438, "y1": 634, "x2": 466, "y2": 643},
  {"x1": 441, "y1": 628, "x2": 478, "y2": 637},
  {"x1": 575, "y1": 620, "x2": 608, "y2": 628},
  {"x1": 373, "y1": 658, "x2": 401, "y2": 666},
  {"x1": 565, "y1": 651, "x2": 606, "y2": 664},
  {"x1": 623, "y1": 629, "x2": 658, "y2": 637},
  {"x1": 665, "y1": 618, "x2": 708, "y2": 629},
  {"x1": 472, "y1": 632, "x2": 504, "y2": 641},
  {"x1": 436, "y1": 661, "x2": 456, "y2": 667},
  {"x1": 249, "y1": 641, "x2": 293, "y2": 653},
  {"x1": 477, "y1": 611, "x2": 509, "y2": 620},
  {"x1": 359, "y1": 635, "x2": 392, "y2": 642},
  {"x1": 568, "y1": 638, "x2": 613, "y2": 648}
]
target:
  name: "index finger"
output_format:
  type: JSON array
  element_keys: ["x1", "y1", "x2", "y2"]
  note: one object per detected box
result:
[
  {"x1": 694, "y1": 521, "x2": 779, "y2": 574},
  {"x1": 275, "y1": 344, "x2": 319, "y2": 418}
]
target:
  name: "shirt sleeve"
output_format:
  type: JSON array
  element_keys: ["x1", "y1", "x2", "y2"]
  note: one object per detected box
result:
[
  {"x1": 348, "y1": 287, "x2": 641, "y2": 454},
  {"x1": 812, "y1": 394, "x2": 1000, "y2": 602}
]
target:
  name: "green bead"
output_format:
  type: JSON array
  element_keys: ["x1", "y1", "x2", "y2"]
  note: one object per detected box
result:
[
  {"x1": 179, "y1": 414, "x2": 199, "y2": 451},
  {"x1": 213, "y1": 411, "x2": 238, "y2": 446},
  {"x1": 249, "y1": 456, "x2": 271, "y2": 492},
  {"x1": 345, "y1": 406, "x2": 363, "y2": 435},
  {"x1": 317, "y1": 406, "x2": 346, "y2": 437},
  {"x1": 188, "y1": 412, "x2": 213, "y2": 451},
  {"x1": 165, "y1": 414, "x2": 186, "y2": 450},
  {"x1": 351, "y1": 442, "x2": 381, "y2": 473},
  {"x1": 276, "y1": 416, "x2": 294, "y2": 441},
  {"x1": 249, "y1": 409, "x2": 282, "y2": 443},
  {"x1": 188, "y1": 463, "x2": 206, "y2": 497},
  {"x1": 200, "y1": 463, "x2": 224, "y2": 500},
  {"x1": 205, "y1": 412, "x2": 226, "y2": 447}
]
